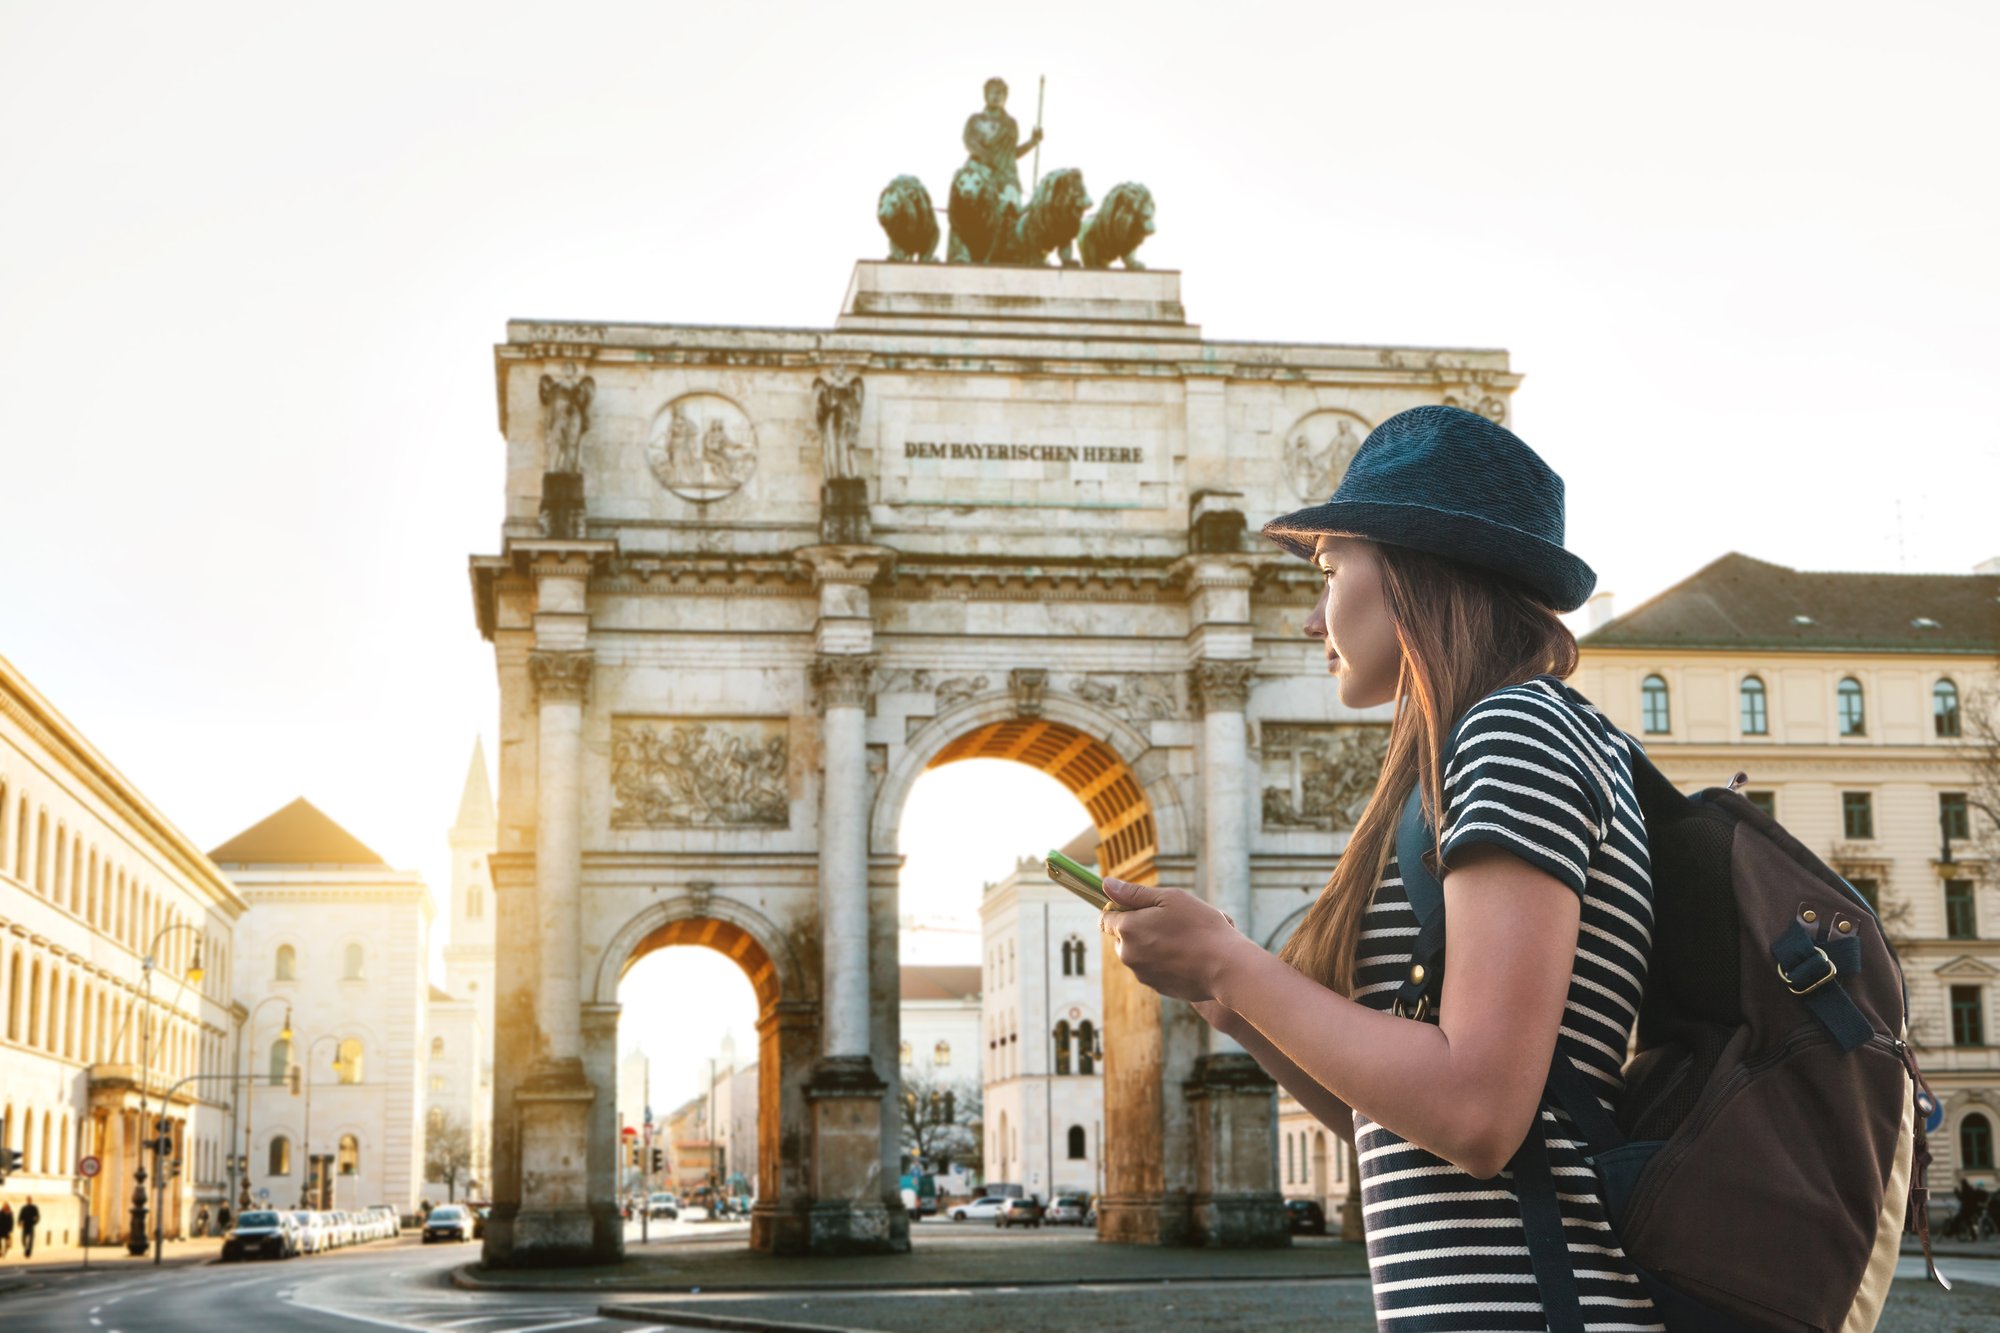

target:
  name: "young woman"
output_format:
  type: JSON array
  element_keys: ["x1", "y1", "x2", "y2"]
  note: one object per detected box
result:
[{"x1": 1101, "y1": 405, "x2": 1658, "y2": 1331}]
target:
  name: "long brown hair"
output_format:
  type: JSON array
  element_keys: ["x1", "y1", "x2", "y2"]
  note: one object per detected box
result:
[{"x1": 1277, "y1": 542, "x2": 1580, "y2": 996}]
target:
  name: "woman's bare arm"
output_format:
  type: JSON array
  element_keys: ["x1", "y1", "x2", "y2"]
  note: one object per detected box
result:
[{"x1": 1194, "y1": 999, "x2": 1355, "y2": 1146}]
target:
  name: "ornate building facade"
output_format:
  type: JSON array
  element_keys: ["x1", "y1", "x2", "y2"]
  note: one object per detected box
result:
[
  {"x1": 0, "y1": 653, "x2": 244, "y2": 1246},
  {"x1": 424, "y1": 742, "x2": 497, "y2": 1202},
  {"x1": 1576, "y1": 552, "x2": 2000, "y2": 1191}
]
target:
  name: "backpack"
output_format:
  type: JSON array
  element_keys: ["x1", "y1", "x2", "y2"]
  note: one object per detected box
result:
[{"x1": 1391, "y1": 732, "x2": 1944, "y2": 1333}]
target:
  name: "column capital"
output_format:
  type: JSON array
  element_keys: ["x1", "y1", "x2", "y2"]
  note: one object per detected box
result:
[
  {"x1": 1189, "y1": 659, "x2": 1255, "y2": 714},
  {"x1": 810, "y1": 653, "x2": 877, "y2": 710},
  {"x1": 529, "y1": 649, "x2": 595, "y2": 704},
  {"x1": 794, "y1": 544, "x2": 896, "y2": 586}
]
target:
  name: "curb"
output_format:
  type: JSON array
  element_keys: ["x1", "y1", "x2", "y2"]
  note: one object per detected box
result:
[
  {"x1": 600, "y1": 1306, "x2": 858, "y2": 1333},
  {"x1": 454, "y1": 1263, "x2": 1369, "y2": 1296}
]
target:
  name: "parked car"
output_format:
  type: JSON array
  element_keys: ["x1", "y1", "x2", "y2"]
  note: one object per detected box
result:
[
  {"x1": 948, "y1": 1196, "x2": 1009, "y2": 1222},
  {"x1": 1046, "y1": 1195, "x2": 1091, "y2": 1226},
  {"x1": 999, "y1": 1196, "x2": 1045, "y2": 1228},
  {"x1": 222, "y1": 1209, "x2": 298, "y2": 1261},
  {"x1": 423, "y1": 1203, "x2": 473, "y2": 1243},
  {"x1": 370, "y1": 1204, "x2": 401, "y2": 1236},
  {"x1": 471, "y1": 1204, "x2": 491, "y2": 1239},
  {"x1": 648, "y1": 1191, "x2": 679, "y2": 1219},
  {"x1": 288, "y1": 1211, "x2": 325, "y2": 1254},
  {"x1": 1286, "y1": 1198, "x2": 1328, "y2": 1236}
]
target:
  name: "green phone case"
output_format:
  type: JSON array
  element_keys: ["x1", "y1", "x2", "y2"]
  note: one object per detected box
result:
[{"x1": 1045, "y1": 849, "x2": 1103, "y2": 890}]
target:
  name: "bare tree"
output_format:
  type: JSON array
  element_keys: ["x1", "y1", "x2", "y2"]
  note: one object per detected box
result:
[
  {"x1": 425, "y1": 1109, "x2": 474, "y2": 1203},
  {"x1": 1964, "y1": 669, "x2": 2000, "y2": 864},
  {"x1": 898, "y1": 1065, "x2": 980, "y2": 1171}
]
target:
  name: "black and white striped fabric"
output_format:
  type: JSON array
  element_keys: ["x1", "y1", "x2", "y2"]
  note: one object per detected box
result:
[{"x1": 1351, "y1": 674, "x2": 1661, "y2": 1331}]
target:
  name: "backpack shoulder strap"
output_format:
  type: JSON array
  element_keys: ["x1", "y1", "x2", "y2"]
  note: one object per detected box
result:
[{"x1": 1390, "y1": 784, "x2": 1446, "y2": 1021}]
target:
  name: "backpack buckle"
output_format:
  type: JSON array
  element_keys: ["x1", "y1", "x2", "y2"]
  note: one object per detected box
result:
[
  {"x1": 1778, "y1": 946, "x2": 1838, "y2": 996},
  {"x1": 1391, "y1": 993, "x2": 1430, "y2": 1022}
]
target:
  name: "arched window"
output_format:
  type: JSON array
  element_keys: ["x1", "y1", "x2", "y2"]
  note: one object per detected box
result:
[
  {"x1": 269, "y1": 1134, "x2": 292, "y2": 1176},
  {"x1": 336, "y1": 1037, "x2": 364, "y2": 1085},
  {"x1": 1052, "y1": 1020, "x2": 1072, "y2": 1075},
  {"x1": 1640, "y1": 675, "x2": 1671, "y2": 734},
  {"x1": 1936, "y1": 680, "x2": 1963, "y2": 738},
  {"x1": 899, "y1": 1039, "x2": 913, "y2": 1065},
  {"x1": 1740, "y1": 677, "x2": 1769, "y2": 735},
  {"x1": 1838, "y1": 677, "x2": 1866, "y2": 736},
  {"x1": 1963, "y1": 1113, "x2": 1996, "y2": 1171},
  {"x1": 431, "y1": 1036, "x2": 445, "y2": 1060},
  {"x1": 338, "y1": 1133, "x2": 360, "y2": 1176},
  {"x1": 1076, "y1": 1020, "x2": 1097, "y2": 1076},
  {"x1": 342, "y1": 943, "x2": 364, "y2": 980},
  {"x1": 270, "y1": 1037, "x2": 292, "y2": 1085},
  {"x1": 275, "y1": 944, "x2": 295, "y2": 981},
  {"x1": 934, "y1": 1039, "x2": 951, "y2": 1067},
  {"x1": 1067, "y1": 1124, "x2": 1087, "y2": 1160}
]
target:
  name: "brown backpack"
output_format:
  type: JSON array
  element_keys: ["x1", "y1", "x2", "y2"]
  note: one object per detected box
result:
[{"x1": 1393, "y1": 739, "x2": 1944, "y2": 1332}]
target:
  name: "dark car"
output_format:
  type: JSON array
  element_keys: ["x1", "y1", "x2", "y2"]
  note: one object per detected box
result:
[
  {"x1": 1046, "y1": 1194, "x2": 1091, "y2": 1226},
  {"x1": 471, "y1": 1204, "x2": 491, "y2": 1239},
  {"x1": 998, "y1": 1196, "x2": 1045, "y2": 1229},
  {"x1": 1285, "y1": 1198, "x2": 1328, "y2": 1235},
  {"x1": 221, "y1": 1210, "x2": 298, "y2": 1261},
  {"x1": 422, "y1": 1204, "x2": 472, "y2": 1243}
]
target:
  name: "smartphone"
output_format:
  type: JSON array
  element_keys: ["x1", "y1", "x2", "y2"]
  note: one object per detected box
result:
[{"x1": 1045, "y1": 850, "x2": 1118, "y2": 911}]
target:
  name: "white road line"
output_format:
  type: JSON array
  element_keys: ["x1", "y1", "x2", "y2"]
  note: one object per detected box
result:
[{"x1": 508, "y1": 1320, "x2": 603, "y2": 1333}]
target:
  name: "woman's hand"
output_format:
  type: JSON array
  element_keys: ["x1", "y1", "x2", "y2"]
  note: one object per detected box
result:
[{"x1": 1098, "y1": 878, "x2": 1255, "y2": 1002}]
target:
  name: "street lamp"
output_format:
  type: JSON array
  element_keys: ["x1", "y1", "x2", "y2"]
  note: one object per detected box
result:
[
  {"x1": 241, "y1": 997, "x2": 293, "y2": 1211},
  {"x1": 130, "y1": 922, "x2": 207, "y2": 1258},
  {"x1": 299, "y1": 1034, "x2": 341, "y2": 1210}
]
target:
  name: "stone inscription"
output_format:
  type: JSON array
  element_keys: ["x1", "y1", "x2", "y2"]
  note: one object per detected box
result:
[
  {"x1": 904, "y1": 441, "x2": 1144, "y2": 464},
  {"x1": 1260, "y1": 723, "x2": 1389, "y2": 832},
  {"x1": 611, "y1": 718, "x2": 789, "y2": 829}
]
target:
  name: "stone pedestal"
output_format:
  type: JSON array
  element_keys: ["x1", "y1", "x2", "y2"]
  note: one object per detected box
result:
[
  {"x1": 820, "y1": 478, "x2": 870, "y2": 544},
  {"x1": 803, "y1": 1055, "x2": 907, "y2": 1255},
  {"x1": 539, "y1": 470, "x2": 585, "y2": 539},
  {"x1": 1184, "y1": 1053, "x2": 1290, "y2": 1248},
  {"x1": 497, "y1": 1060, "x2": 608, "y2": 1265}
]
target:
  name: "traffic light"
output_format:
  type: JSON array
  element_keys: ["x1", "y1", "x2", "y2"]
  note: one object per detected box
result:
[
  {"x1": 650, "y1": 1148, "x2": 664, "y2": 1174},
  {"x1": 169, "y1": 1156, "x2": 183, "y2": 1180}
]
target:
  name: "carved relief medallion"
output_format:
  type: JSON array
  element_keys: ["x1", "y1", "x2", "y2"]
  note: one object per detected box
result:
[
  {"x1": 646, "y1": 392, "x2": 758, "y2": 502},
  {"x1": 1260, "y1": 723, "x2": 1390, "y2": 831},
  {"x1": 1283, "y1": 410, "x2": 1370, "y2": 503},
  {"x1": 611, "y1": 717, "x2": 790, "y2": 829}
]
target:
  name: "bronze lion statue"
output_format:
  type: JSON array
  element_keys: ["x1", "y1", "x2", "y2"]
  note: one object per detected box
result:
[
  {"x1": 1011, "y1": 168, "x2": 1091, "y2": 266},
  {"x1": 946, "y1": 161, "x2": 1009, "y2": 263},
  {"x1": 877, "y1": 175, "x2": 940, "y2": 262},
  {"x1": 1077, "y1": 182, "x2": 1156, "y2": 270}
]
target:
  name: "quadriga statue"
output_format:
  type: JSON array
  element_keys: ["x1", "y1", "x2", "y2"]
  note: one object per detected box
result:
[
  {"x1": 876, "y1": 175, "x2": 939, "y2": 262},
  {"x1": 1077, "y1": 182, "x2": 1155, "y2": 270},
  {"x1": 944, "y1": 164, "x2": 1091, "y2": 265}
]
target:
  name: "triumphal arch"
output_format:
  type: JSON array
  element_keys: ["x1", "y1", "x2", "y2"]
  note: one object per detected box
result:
[{"x1": 470, "y1": 225, "x2": 1519, "y2": 1266}]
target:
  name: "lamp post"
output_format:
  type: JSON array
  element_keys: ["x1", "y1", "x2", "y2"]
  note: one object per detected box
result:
[
  {"x1": 241, "y1": 997, "x2": 293, "y2": 1212},
  {"x1": 129, "y1": 924, "x2": 206, "y2": 1257},
  {"x1": 300, "y1": 1034, "x2": 341, "y2": 1209}
]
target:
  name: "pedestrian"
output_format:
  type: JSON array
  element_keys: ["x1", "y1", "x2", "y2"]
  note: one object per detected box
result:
[
  {"x1": 17, "y1": 1198, "x2": 39, "y2": 1258},
  {"x1": 193, "y1": 1204, "x2": 210, "y2": 1238},
  {"x1": 0, "y1": 1200, "x2": 13, "y2": 1257},
  {"x1": 1102, "y1": 406, "x2": 1662, "y2": 1329},
  {"x1": 216, "y1": 1202, "x2": 232, "y2": 1233}
]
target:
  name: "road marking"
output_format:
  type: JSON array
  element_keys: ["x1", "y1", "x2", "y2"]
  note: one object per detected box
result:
[
  {"x1": 90, "y1": 1320, "x2": 102, "y2": 1327},
  {"x1": 507, "y1": 1320, "x2": 602, "y2": 1333}
]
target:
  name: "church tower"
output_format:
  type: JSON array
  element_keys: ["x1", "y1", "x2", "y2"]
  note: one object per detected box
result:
[{"x1": 444, "y1": 737, "x2": 498, "y2": 1034}]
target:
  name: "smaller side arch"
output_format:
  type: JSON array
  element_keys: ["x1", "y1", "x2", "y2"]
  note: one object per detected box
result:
[{"x1": 589, "y1": 895, "x2": 804, "y2": 1012}]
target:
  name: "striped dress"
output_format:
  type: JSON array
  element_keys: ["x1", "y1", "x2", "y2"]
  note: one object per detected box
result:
[{"x1": 1351, "y1": 674, "x2": 1662, "y2": 1331}]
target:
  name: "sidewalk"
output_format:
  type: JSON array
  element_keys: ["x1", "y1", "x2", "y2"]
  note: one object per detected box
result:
[
  {"x1": 454, "y1": 1229, "x2": 1370, "y2": 1295},
  {"x1": 0, "y1": 1234, "x2": 226, "y2": 1291}
]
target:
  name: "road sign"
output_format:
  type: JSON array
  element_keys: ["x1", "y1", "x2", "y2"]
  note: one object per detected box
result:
[
  {"x1": 257, "y1": 1187, "x2": 270, "y2": 1201},
  {"x1": 78, "y1": 1155, "x2": 101, "y2": 1178}
]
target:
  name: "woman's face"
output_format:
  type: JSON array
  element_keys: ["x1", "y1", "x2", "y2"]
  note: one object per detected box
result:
[{"x1": 1303, "y1": 535, "x2": 1401, "y2": 709}]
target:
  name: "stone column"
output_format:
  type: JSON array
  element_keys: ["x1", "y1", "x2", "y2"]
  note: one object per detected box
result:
[
  {"x1": 580, "y1": 1003, "x2": 625, "y2": 1261},
  {"x1": 812, "y1": 653, "x2": 874, "y2": 1061},
  {"x1": 529, "y1": 648, "x2": 591, "y2": 1065}
]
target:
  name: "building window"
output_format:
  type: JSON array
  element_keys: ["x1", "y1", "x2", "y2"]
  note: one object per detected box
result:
[
  {"x1": 335, "y1": 1037, "x2": 364, "y2": 1085},
  {"x1": 1640, "y1": 675, "x2": 1671, "y2": 734},
  {"x1": 1942, "y1": 792, "x2": 1972, "y2": 844},
  {"x1": 1936, "y1": 680, "x2": 1963, "y2": 738},
  {"x1": 1837, "y1": 678, "x2": 1866, "y2": 737},
  {"x1": 275, "y1": 944, "x2": 295, "y2": 981},
  {"x1": 342, "y1": 943, "x2": 364, "y2": 980},
  {"x1": 1963, "y1": 1114, "x2": 1996, "y2": 1171},
  {"x1": 431, "y1": 1036, "x2": 445, "y2": 1060},
  {"x1": 1067, "y1": 1125, "x2": 1087, "y2": 1160},
  {"x1": 1052, "y1": 1020, "x2": 1072, "y2": 1076},
  {"x1": 1740, "y1": 677, "x2": 1768, "y2": 735},
  {"x1": 899, "y1": 1040, "x2": 912, "y2": 1066},
  {"x1": 1744, "y1": 790, "x2": 1776, "y2": 818},
  {"x1": 1842, "y1": 792, "x2": 1874, "y2": 841},
  {"x1": 338, "y1": 1133, "x2": 360, "y2": 1177},
  {"x1": 269, "y1": 1037, "x2": 292, "y2": 1086},
  {"x1": 429, "y1": 1075, "x2": 444, "y2": 1092},
  {"x1": 1848, "y1": 878, "x2": 1880, "y2": 912},
  {"x1": 1061, "y1": 937, "x2": 1088, "y2": 977},
  {"x1": 1952, "y1": 986, "x2": 1986, "y2": 1047},
  {"x1": 1947, "y1": 880, "x2": 1978, "y2": 941},
  {"x1": 933, "y1": 1039, "x2": 951, "y2": 1067},
  {"x1": 269, "y1": 1135, "x2": 292, "y2": 1176},
  {"x1": 1076, "y1": 1020, "x2": 1096, "y2": 1076},
  {"x1": 1286, "y1": 1133, "x2": 1295, "y2": 1183}
]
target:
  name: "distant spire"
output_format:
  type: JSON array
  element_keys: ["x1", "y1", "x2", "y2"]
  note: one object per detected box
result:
[{"x1": 453, "y1": 738, "x2": 496, "y2": 832}]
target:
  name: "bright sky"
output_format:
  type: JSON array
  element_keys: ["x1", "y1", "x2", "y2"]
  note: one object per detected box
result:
[{"x1": 4, "y1": 1, "x2": 1996, "y2": 1078}]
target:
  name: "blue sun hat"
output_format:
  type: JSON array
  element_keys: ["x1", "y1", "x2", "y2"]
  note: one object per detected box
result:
[{"x1": 1261, "y1": 404, "x2": 1597, "y2": 613}]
